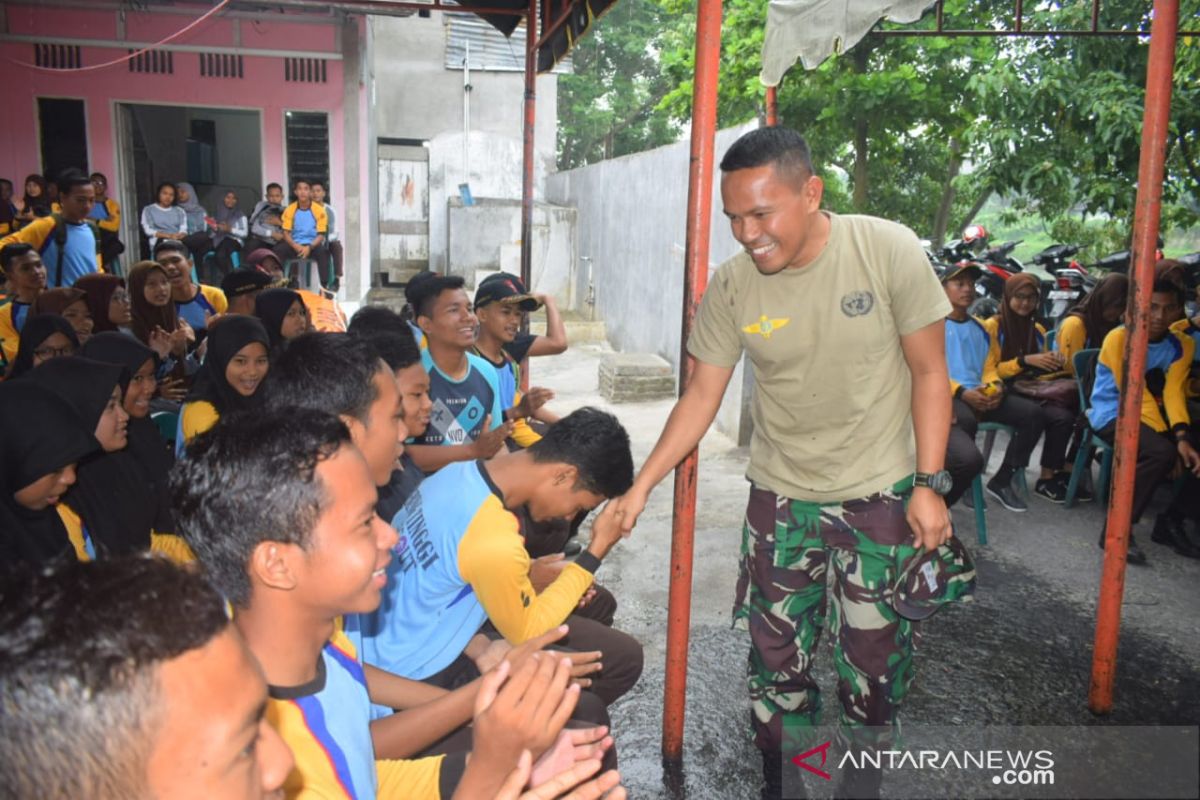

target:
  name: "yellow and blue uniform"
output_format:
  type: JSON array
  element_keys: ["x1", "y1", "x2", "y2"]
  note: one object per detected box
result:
[
  {"x1": 281, "y1": 202, "x2": 328, "y2": 246},
  {"x1": 473, "y1": 347, "x2": 540, "y2": 448},
  {"x1": 176, "y1": 283, "x2": 228, "y2": 334},
  {"x1": 416, "y1": 350, "x2": 504, "y2": 446},
  {"x1": 944, "y1": 315, "x2": 1000, "y2": 395},
  {"x1": 0, "y1": 299, "x2": 31, "y2": 368},
  {"x1": 87, "y1": 197, "x2": 121, "y2": 232},
  {"x1": 177, "y1": 400, "x2": 219, "y2": 456},
  {"x1": 268, "y1": 628, "x2": 454, "y2": 800},
  {"x1": 0, "y1": 215, "x2": 99, "y2": 286},
  {"x1": 984, "y1": 316, "x2": 1051, "y2": 381},
  {"x1": 56, "y1": 503, "x2": 194, "y2": 564},
  {"x1": 355, "y1": 460, "x2": 599, "y2": 681},
  {"x1": 1089, "y1": 325, "x2": 1193, "y2": 433},
  {"x1": 1171, "y1": 317, "x2": 1200, "y2": 399}
]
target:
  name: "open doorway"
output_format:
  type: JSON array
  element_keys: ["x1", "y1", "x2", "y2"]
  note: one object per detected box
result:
[{"x1": 114, "y1": 104, "x2": 262, "y2": 261}]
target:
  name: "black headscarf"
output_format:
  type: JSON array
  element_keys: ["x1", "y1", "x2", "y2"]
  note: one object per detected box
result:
[
  {"x1": 81, "y1": 333, "x2": 175, "y2": 533},
  {"x1": 74, "y1": 274, "x2": 126, "y2": 334},
  {"x1": 27, "y1": 357, "x2": 155, "y2": 557},
  {"x1": 21, "y1": 174, "x2": 51, "y2": 218},
  {"x1": 0, "y1": 381, "x2": 99, "y2": 566},
  {"x1": 254, "y1": 287, "x2": 304, "y2": 350},
  {"x1": 1067, "y1": 273, "x2": 1129, "y2": 349},
  {"x1": 7, "y1": 314, "x2": 79, "y2": 379},
  {"x1": 185, "y1": 315, "x2": 270, "y2": 414},
  {"x1": 127, "y1": 260, "x2": 179, "y2": 347}
]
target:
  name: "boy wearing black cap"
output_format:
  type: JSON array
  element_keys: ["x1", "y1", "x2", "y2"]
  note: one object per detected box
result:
[
  {"x1": 221, "y1": 269, "x2": 273, "y2": 316},
  {"x1": 473, "y1": 271, "x2": 559, "y2": 448}
]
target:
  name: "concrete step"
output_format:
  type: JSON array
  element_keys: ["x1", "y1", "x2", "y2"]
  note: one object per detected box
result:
[
  {"x1": 598, "y1": 353, "x2": 675, "y2": 403},
  {"x1": 529, "y1": 309, "x2": 607, "y2": 344}
]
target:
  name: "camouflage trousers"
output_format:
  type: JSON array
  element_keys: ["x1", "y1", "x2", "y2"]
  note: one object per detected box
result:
[{"x1": 733, "y1": 479, "x2": 919, "y2": 755}]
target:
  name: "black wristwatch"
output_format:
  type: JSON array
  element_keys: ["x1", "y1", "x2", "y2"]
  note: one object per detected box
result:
[{"x1": 914, "y1": 470, "x2": 953, "y2": 496}]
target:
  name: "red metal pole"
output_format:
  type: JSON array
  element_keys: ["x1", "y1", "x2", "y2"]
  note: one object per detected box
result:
[
  {"x1": 1089, "y1": 0, "x2": 1178, "y2": 715},
  {"x1": 519, "y1": 0, "x2": 537, "y2": 294},
  {"x1": 662, "y1": 0, "x2": 722, "y2": 765},
  {"x1": 765, "y1": 85, "x2": 778, "y2": 126}
]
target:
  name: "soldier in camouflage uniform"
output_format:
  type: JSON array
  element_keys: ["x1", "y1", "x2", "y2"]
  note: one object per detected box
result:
[{"x1": 615, "y1": 127, "x2": 956, "y2": 800}]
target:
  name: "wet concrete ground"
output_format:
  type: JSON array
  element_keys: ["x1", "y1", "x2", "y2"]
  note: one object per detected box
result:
[{"x1": 535, "y1": 343, "x2": 1200, "y2": 799}]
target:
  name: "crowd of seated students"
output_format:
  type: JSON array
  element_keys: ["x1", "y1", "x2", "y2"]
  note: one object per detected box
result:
[
  {"x1": 0, "y1": 254, "x2": 635, "y2": 798},
  {"x1": 939, "y1": 256, "x2": 1200, "y2": 566},
  {"x1": 0, "y1": 168, "x2": 345, "y2": 295}
]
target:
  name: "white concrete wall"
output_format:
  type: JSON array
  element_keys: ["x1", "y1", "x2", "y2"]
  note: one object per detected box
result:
[
  {"x1": 446, "y1": 198, "x2": 577, "y2": 306},
  {"x1": 371, "y1": 13, "x2": 557, "y2": 276},
  {"x1": 544, "y1": 123, "x2": 757, "y2": 442}
]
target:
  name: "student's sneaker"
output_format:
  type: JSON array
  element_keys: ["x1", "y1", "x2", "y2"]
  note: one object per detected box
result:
[
  {"x1": 1034, "y1": 477, "x2": 1067, "y2": 504},
  {"x1": 986, "y1": 477, "x2": 1028, "y2": 512}
]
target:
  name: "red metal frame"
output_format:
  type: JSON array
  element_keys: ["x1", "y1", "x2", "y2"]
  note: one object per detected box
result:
[
  {"x1": 519, "y1": 0, "x2": 538, "y2": 292},
  {"x1": 664, "y1": 0, "x2": 1186, "y2": 766},
  {"x1": 765, "y1": 85, "x2": 779, "y2": 126},
  {"x1": 661, "y1": 0, "x2": 723, "y2": 764},
  {"x1": 1089, "y1": 0, "x2": 1178, "y2": 715}
]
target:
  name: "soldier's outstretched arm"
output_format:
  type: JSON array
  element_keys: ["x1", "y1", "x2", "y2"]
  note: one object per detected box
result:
[{"x1": 613, "y1": 358, "x2": 735, "y2": 535}]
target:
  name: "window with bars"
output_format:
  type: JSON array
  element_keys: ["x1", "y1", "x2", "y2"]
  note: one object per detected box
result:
[
  {"x1": 128, "y1": 50, "x2": 174, "y2": 74},
  {"x1": 284, "y1": 58, "x2": 327, "y2": 84},
  {"x1": 285, "y1": 112, "x2": 330, "y2": 190},
  {"x1": 199, "y1": 53, "x2": 244, "y2": 79},
  {"x1": 33, "y1": 44, "x2": 82, "y2": 70}
]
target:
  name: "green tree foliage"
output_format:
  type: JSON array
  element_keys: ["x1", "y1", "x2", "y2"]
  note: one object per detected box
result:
[
  {"x1": 555, "y1": 0, "x2": 683, "y2": 169},
  {"x1": 968, "y1": 0, "x2": 1200, "y2": 232},
  {"x1": 607, "y1": 0, "x2": 1198, "y2": 243}
]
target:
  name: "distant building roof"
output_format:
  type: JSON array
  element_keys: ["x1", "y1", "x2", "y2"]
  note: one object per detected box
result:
[{"x1": 444, "y1": 13, "x2": 571, "y2": 73}]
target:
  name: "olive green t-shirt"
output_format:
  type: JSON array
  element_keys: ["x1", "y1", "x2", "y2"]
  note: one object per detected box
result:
[{"x1": 688, "y1": 212, "x2": 951, "y2": 503}]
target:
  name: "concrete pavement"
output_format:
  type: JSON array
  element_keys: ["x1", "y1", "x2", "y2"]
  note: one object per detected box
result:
[{"x1": 531, "y1": 342, "x2": 1200, "y2": 799}]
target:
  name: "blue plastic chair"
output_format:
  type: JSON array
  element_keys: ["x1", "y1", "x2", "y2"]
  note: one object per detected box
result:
[
  {"x1": 1064, "y1": 348, "x2": 1112, "y2": 508},
  {"x1": 968, "y1": 474, "x2": 988, "y2": 545},
  {"x1": 1044, "y1": 328, "x2": 1056, "y2": 352},
  {"x1": 151, "y1": 410, "x2": 179, "y2": 445}
]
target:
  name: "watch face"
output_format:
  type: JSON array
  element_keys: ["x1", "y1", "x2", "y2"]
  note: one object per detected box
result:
[{"x1": 931, "y1": 470, "x2": 954, "y2": 496}]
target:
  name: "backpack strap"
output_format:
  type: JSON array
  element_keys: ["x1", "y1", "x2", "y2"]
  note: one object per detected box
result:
[{"x1": 52, "y1": 213, "x2": 68, "y2": 287}]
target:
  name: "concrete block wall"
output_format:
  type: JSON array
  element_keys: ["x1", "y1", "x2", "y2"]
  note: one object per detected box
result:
[{"x1": 545, "y1": 123, "x2": 757, "y2": 443}]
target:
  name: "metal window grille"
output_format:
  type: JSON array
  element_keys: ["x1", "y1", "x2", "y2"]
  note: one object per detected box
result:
[
  {"x1": 284, "y1": 57, "x2": 327, "y2": 83},
  {"x1": 128, "y1": 49, "x2": 174, "y2": 74},
  {"x1": 33, "y1": 44, "x2": 82, "y2": 70},
  {"x1": 199, "y1": 53, "x2": 245, "y2": 78}
]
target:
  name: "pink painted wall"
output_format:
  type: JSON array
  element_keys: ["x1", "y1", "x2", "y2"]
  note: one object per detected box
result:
[{"x1": 0, "y1": 4, "x2": 347, "y2": 219}]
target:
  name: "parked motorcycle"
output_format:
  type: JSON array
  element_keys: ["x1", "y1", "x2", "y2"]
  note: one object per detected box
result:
[
  {"x1": 939, "y1": 226, "x2": 1027, "y2": 320},
  {"x1": 1029, "y1": 243, "x2": 1096, "y2": 326}
]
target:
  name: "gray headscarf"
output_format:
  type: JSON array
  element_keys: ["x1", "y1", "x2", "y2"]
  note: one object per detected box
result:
[{"x1": 175, "y1": 182, "x2": 207, "y2": 234}]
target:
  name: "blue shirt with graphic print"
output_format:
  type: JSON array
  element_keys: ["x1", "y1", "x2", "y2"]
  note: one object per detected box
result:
[{"x1": 415, "y1": 349, "x2": 504, "y2": 446}]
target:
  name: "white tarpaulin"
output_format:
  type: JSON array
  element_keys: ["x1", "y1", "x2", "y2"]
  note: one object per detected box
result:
[{"x1": 760, "y1": 0, "x2": 933, "y2": 85}]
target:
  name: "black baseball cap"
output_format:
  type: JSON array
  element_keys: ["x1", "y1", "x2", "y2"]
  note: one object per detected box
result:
[
  {"x1": 940, "y1": 263, "x2": 983, "y2": 284},
  {"x1": 221, "y1": 268, "x2": 273, "y2": 298},
  {"x1": 474, "y1": 272, "x2": 541, "y2": 311}
]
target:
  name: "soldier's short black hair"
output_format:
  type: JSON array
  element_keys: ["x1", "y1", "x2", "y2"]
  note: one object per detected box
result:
[{"x1": 719, "y1": 127, "x2": 815, "y2": 185}]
